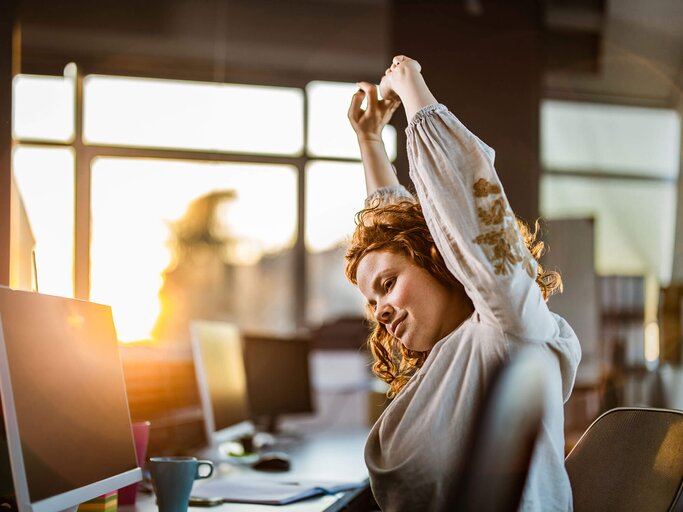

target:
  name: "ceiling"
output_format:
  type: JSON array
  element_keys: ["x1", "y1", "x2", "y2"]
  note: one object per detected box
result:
[
  {"x1": 16, "y1": 0, "x2": 683, "y2": 107},
  {"x1": 544, "y1": 0, "x2": 683, "y2": 107}
]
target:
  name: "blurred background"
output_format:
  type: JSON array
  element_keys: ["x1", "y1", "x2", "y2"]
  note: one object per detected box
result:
[{"x1": 1, "y1": 0, "x2": 681, "y2": 454}]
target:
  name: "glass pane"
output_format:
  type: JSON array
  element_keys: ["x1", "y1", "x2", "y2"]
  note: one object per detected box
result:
[
  {"x1": 12, "y1": 146, "x2": 75, "y2": 297},
  {"x1": 90, "y1": 158, "x2": 298, "y2": 342},
  {"x1": 305, "y1": 161, "x2": 366, "y2": 325},
  {"x1": 13, "y1": 75, "x2": 75, "y2": 142},
  {"x1": 84, "y1": 76, "x2": 304, "y2": 155},
  {"x1": 541, "y1": 101, "x2": 680, "y2": 178},
  {"x1": 540, "y1": 175, "x2": 676, "y2": 284},
  {"x1": 307, "y1": 81, "x2": 397, "y2": 160}
]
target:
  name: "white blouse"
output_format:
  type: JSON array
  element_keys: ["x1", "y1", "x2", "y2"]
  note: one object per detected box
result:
[{"x1": 363, "y1": 104, "x2": 581, "y2": 511}]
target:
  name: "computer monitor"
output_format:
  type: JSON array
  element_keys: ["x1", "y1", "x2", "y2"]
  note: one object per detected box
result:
[
  {"x1": 0, "y1": 287, "x2": 141, "y2": 512},
  {"x1": 242, "y1": 334, "x2": 313, "y2": 433},
  {"x1": 190, "y1": 321, "x2": 252, "y2": 445}
]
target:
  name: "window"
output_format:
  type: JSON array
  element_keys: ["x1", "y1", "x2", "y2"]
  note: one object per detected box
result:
[
  {"x1": 540, "y1": 99, "x2": 681, "y2": 330},
  {"x1": 84, "y1": 76, "x2": 304, "y2": 155},
  {"x1": 11, "y1": 146, "x2": 75, "y2": 297},
  {"x1": 11, "y1": 70, "x2": 396, "y2": 343},
  {"x1": 306, "y1": 81, "x2": 396, "y2": 160},
  {"x1": 13, "y1": 74, "x2": 75, "y2": 143},
  {"x1": 541, "y1": 101, "x2": 679, "y2": 179},
  {"x1": 304, "y1": 81, "x2": 398, "y2": 324},
  {"x1": 541, "y1": 175, "x2": 677, "y2": 282},
  {"x1": 305, "y1": 160, "x2": 367, "y2": 325}
]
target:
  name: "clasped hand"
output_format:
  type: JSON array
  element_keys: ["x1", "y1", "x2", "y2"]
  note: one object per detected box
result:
[{"x1": 348, "y1": 55, "x2": 422, "y2": 142}]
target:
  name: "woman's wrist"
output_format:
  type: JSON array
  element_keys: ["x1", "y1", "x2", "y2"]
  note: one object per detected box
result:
[
  {"x1": 357, "y1": 135, "x2": 385, "y2": 145},
  {"x1": 391, "y1": 66, "x2": 421, "y2": 96},
  {"x1": 395, "y1": 72, "x2": 438, "y2": 122}
]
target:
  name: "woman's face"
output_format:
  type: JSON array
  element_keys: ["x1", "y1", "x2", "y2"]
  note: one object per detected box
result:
[{"x1": 356, "y1": 250, "x2": 470, "y2": 352}]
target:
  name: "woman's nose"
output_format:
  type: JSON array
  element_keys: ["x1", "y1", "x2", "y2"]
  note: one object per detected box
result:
[{"x1": 374, "y1": 302, "x2": 393, "y2": 324}]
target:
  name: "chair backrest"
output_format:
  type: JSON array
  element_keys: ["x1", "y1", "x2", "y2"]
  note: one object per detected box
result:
[
  {"x1": 444, "y1": 347, "x2": 548, "y2": 512},
  {"x1": 565, "y1": 407, "x2": 683, "y2": 512}
]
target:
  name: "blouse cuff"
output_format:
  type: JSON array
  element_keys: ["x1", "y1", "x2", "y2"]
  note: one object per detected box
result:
[
  {"x1": 364, "y1": 185, "x2": 415, "y2": 208},
  {"x1": 406, "y1": 103, "x2": 449, "y2": 134}
]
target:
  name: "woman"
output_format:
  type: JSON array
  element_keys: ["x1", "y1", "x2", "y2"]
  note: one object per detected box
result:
[{"x1": 345, "y1": 56, "x2": 581, "y2": 511}]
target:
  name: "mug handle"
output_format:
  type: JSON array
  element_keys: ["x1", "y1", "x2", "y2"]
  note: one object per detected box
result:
[{"x1": 195, "y1": 460, "x2": 215, "y2": 480}]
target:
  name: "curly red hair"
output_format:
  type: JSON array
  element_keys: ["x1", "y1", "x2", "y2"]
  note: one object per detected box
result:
[{"x1": 345, "y1": 199, "x2": 561, "y2": 398}]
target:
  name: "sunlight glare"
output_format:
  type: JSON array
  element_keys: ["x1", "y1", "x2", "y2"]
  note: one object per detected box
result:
[
  {"x1": 90, "y1": 157, "x2": 297, "y2": 342},
  {"x1": 644, "y1": 321, "x2": 660, "y2": 364}
]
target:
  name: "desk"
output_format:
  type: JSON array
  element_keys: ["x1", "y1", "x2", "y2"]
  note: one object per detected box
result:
[{"x1": 126, "y1": 428, "x2": 372, "y2": 512}]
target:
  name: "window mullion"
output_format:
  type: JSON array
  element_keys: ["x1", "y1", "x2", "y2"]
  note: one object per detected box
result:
[{"x1": 74, "y1": 65, "x2": 90, "y2": 300}]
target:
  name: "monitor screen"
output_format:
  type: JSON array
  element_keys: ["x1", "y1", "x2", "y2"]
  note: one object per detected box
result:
[
  {"x1": 190, "y1": 321, "x2": 251, "y2": 442},
  {"x1": 242, "y1": 334, "x2": 313, "y2": 426},
  {"x1": 0, "y1": 288, "x2": 140, "y2": 510}
]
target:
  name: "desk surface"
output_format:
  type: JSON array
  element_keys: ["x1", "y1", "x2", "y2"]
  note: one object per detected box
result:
[{"x1": 125, "y1": 427, "x2": 370, "y2": 512}]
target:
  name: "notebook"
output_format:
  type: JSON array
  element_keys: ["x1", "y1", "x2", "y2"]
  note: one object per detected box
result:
[{"x1": 191, "y1": 476, "x2": 366, "y2": 505}]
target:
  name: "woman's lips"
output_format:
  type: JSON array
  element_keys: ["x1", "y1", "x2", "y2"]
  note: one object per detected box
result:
[{"x1": 390, "y1": 315, "x2": 406, "y2": 338}]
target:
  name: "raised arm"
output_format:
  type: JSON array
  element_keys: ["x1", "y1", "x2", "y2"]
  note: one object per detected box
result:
[
  {"x1": 348, "y1": 81, "x2": 402, "y2": 195},
  {"x1": 374, "y1": 56, "x2": 579, "y2": 399},
  {"x1": 383, "y1": 56, "x2": 554, "y2": 340}
]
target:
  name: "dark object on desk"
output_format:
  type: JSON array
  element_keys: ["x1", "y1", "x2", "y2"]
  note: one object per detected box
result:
[
  {"x1": 251, "y1": 452, "x2": 291, "y2": 472},
  {"x1": 443, "y1": 347, "x2": 547, "y2": 512},
  {"x1": 565, "y1": 407, "x2": 683, "y2": 512},
  {"x1": 242, "y1": 334, "x2": 314, "y2": 433},
  {"x1": 188, "y1": 496, "x2": 223, "y2": 507}
]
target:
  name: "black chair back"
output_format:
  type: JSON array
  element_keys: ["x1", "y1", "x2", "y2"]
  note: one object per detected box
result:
[{"x1": 565, "y1": 407, "x2": 683, "y2": 512}]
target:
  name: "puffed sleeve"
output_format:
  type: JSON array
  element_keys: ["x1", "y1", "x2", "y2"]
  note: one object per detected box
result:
[{"x1": 406, "y1": 104, "x2": 565, "y2": 345}]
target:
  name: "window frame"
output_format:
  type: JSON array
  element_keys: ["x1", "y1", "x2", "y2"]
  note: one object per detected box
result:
[{"x1": 12, "y1": 65, "x2": 386, "y2": 334}]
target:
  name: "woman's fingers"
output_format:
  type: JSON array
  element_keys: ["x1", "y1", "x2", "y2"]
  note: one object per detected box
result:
[
  {"x1": 356, "y1": 81, "x2": 382, "y2": 114},
  {"x1": 347, "y1": 88, "x2": 366, "y2": 122},
  {"x1": 364, "y1": 83, "x2": 379, "y2": 110},
  {"x1": 357, "y1": 81, "x2": 375, "y2": 95},
  {"x1": 350, "y1": 81, "x2": 399, "y2": 131},
  {"x1": 391, "y1": 54, "x2": 421, "y2": 73}
]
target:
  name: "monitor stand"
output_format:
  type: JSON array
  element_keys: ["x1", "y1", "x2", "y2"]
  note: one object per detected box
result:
[
  {"x1": 262, "y1": 415, "x2": 279, "y2": 435},
  {"x1": 255, "y1": 416, "x2": 304, "y2": 445},
  {"x1": 251, "y1": 415, "x2": 281, "y2": 435}
]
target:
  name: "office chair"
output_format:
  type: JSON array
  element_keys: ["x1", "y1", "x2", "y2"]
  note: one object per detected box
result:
[
  {"x1": 443, "y1": 347, "x2": 548, "y2": 512},
  {"x1": 565, "y1": 407, "x2": 683, "y2": 512}
]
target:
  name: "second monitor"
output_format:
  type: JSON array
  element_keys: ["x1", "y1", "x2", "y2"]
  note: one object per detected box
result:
[
  {"x1": 191, "y1": 322, "x2": 314, "y2": 441},
  {"x1": 242, "y1": 333, "x2": 314, "y2": 433},
  {"x1": 190, "y1": 321, "x2": 252, "y2": 445}
]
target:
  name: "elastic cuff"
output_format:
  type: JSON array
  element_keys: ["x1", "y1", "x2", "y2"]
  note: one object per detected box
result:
[
  {"x1": 406, "y1": 103, "x2": 448, "y2": 134},
  {"x1": 364, "y1": 185, "x2": 415, "y2": 208}
]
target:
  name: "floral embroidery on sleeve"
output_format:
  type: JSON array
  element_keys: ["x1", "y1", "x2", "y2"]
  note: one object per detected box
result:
[
  {"x1": 477, "y1": 197, "x2": 506, "y2": 225},
  {"x1": 473, "y1": 178, "x2": 501, "y2": 198},
  {"x1": 472, "y1": 179, "x2": 534, "y2": 278}
]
